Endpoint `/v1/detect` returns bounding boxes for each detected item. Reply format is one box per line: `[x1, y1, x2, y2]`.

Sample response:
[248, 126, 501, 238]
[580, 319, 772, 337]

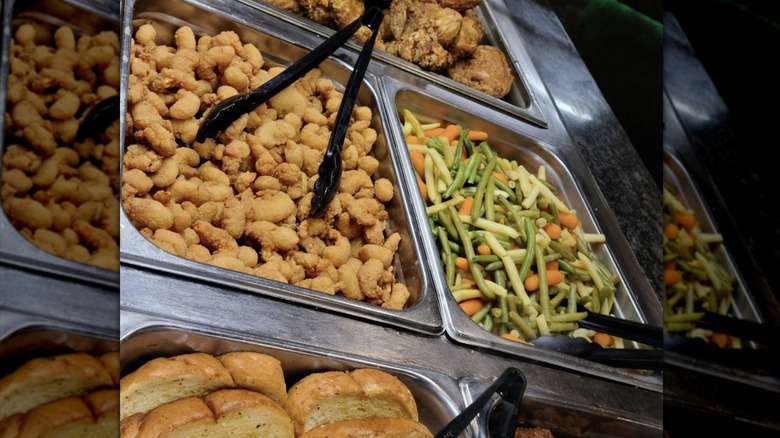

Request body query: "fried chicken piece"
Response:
[436, 0, 480, 12]
[449, 10, 482, 59]
[386, 0, 458, 71]
[515, 426, 554, 438]
[265, 0, 302, 13]
[299, 0, 335, 26]
[447, 45, 513, 98]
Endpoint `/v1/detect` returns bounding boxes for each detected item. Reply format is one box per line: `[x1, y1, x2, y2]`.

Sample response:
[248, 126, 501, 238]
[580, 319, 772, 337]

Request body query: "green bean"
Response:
[567, 283, 577, 313]
[549, 322, 577, 332]
[485, 175, 496, 222]
[466, 152, 484, 184]
[425, 136, 444, 154]
[536, 243, 550, 317]
[495, 269, 507, 289]
[453, 289, 484, 302]
[497, 195, 524, 232]
[443, 161, 468, 198]
[549, 289, 568, 309]
[548, 241, 577, 262]
[438, 210, 458, 240]
[403, 109, 426, 140]
[666, 311, 704, 322]
[506, 293, 519, 316]
[472, 255, 501, 264]
[517, 218, 536, 281]
[549, 200, 559, 225]
[482, 314, 494, 331]
[470, 156, 497, 223]
[478, 141, 496, 162]
[449, 205, 494, 299]
[509, 311, 537, 340]
[484, 261, 505, 271]
[471, 302, 493, 323]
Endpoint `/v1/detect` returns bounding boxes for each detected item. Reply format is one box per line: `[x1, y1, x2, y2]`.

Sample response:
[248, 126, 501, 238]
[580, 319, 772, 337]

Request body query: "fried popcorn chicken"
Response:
[121, 27, 412, 308]
[2, 23, 120, 270]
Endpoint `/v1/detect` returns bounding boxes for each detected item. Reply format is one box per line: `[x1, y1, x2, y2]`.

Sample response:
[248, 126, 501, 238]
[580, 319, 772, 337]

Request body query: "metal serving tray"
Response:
[0, 0, 120, 288]
[381, 81, 663, 388]
[120, 319, 471, 437]
[662, 148, 762, 325]
[236, 0, 548, 128]
[119, 0, 441, 334]
[460, 377, 662, 438]
[0, 315, 118, 380]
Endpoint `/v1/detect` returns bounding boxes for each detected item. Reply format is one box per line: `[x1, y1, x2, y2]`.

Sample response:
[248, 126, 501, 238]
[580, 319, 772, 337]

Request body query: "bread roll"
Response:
[299, 416, 434, 438]
[120, 351, 286, 420]
[98, 352, 121, 386]
[0, 389, 119, 438]
[120, 388, 294, 438]
[0, 352, 115, 419]
[284, 369, 419, 436]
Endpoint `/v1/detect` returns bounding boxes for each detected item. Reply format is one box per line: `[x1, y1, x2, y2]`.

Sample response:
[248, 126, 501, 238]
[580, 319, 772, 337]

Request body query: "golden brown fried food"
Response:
[123, 25, 410, 309]
[436, 0, 481, 12]
[2, 23, 120, 270]
[447, 45, 514, 98]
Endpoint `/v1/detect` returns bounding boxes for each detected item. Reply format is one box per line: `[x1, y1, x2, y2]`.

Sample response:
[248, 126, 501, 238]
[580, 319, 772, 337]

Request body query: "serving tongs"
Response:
[436, 367, 526, 438]
[75, 94, 120, 142]
[195, 0, 390, 217]
[531, 306, 663, 370]
[665, 312, 780, 373]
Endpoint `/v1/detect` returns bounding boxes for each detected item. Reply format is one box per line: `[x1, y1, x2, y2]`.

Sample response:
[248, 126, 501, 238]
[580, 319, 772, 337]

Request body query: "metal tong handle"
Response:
[576, 305, 663, 348]
[435, 367, 526, 438]
[195, 3, 385, 144]
[309, 5, 386, 216]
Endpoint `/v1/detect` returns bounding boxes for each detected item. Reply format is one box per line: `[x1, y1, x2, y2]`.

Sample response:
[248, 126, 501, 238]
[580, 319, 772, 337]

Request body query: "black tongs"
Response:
[196, 0, 390, 217]
[436, 367, 526, 438]
[75, 94, 120, 142]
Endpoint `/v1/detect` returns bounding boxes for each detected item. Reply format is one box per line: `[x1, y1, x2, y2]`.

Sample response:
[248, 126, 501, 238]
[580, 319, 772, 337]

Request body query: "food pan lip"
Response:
[0, 0, 120, 288]
[233, 0, 548, 129]
[119, 320, 468, 436]
[458, 376, 663, 438]
[0, 316, 119, 377]
[118, 0, 443, 335]
[662, 147, 762, 323]
[380, 82, 662, 391]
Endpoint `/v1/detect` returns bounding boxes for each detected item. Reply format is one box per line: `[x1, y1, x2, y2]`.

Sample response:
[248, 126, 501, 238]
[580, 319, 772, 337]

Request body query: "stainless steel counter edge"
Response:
[121, 265, 663, 417]
[0, 263, 119, 338]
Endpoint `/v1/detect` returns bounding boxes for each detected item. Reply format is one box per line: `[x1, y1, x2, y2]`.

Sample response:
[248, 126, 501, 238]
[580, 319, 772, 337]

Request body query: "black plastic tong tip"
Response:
[435, 367, 526, 438]
[75, 95, 120, 143]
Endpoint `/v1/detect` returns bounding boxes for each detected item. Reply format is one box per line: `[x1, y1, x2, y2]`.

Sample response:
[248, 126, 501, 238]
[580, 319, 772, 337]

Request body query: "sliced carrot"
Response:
[450, 140, 459, 146]
[501, 333, 530, 344]
[416, 176, 429, 204]
[710, 332, 731, 348]
[424, 127, 445, 138]
[546, 270, 564, 286]
[593, 332, 614, 347]
[409, 149, 425, 176]
[558, 211, 579, 229]
[498, 218, 505, 225]
[492, 172, 508, 185]
[455, 257, 470, 271]
[459, 298, 484, 317]
[467, 130, 488, 141]
[405, 135, 421, 144]
[458, 196, 474, 215]
[543, 223, 562, 240]
[675, 211, 698, 230]
[524, 274, 539, 291]
[443, 124, 461, 142]
[477, 244, 491, 255]
[663, 222, 679, 240]
[546, 261, 559, 271]
[664, 269, 681, 286]
[524, 270, 563, 291]
[664, 260, 676, 271]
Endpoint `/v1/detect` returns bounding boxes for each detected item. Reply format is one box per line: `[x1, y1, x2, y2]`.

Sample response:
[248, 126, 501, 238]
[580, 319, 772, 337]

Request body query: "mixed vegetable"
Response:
[401, 109, 624, 348]
[663, 183, 740, 348]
